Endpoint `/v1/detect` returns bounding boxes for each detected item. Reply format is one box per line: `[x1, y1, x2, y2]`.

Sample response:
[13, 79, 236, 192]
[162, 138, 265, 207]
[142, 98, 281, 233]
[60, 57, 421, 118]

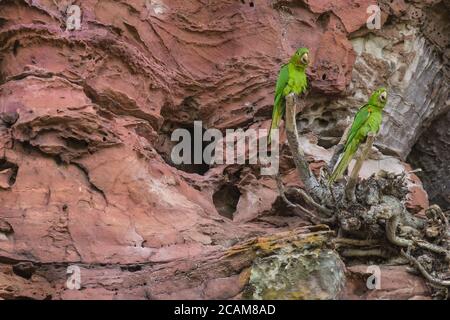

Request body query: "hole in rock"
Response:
[65, 137, 89, 150]
[213, 184, 241, 220]
[120, 265, 142, 273]
[157, 123, 211, 175]
[322, 111, 332, 119]
[0, 111, 19, 127]
[310, 103, 321, 112]
[317, 12, 330, 29]
[240, 0, 254, 6]
[317, 136, 340, 149]
[12, 40, 20, 56]
[0, 158, 19, 187]
[297, 118, 309, 132]
[0, 18, 7, 29]
[0, 218, 14, 235]
[13, 262, 36, 280]
[407, 111, 450, 210]
[314, 118, 329, 128]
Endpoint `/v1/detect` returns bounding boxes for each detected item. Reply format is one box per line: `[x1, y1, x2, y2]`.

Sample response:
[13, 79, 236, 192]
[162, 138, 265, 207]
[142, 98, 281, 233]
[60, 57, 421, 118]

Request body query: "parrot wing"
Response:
[328, 104, 371, 184]
[275, 64, 289, 97]
[344, 104, 371, 150]
[268, 64, 289, 142]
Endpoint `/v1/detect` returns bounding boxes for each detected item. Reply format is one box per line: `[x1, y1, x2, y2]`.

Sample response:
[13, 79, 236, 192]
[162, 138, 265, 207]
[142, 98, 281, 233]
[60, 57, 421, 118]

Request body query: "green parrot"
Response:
[328, 87, 388, 184]
[268, 47, 310, 143]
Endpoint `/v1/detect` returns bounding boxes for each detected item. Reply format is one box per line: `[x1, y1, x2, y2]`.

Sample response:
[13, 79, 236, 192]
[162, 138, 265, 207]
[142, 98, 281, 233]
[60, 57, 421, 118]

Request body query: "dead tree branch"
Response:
[284, 94, 331, 202]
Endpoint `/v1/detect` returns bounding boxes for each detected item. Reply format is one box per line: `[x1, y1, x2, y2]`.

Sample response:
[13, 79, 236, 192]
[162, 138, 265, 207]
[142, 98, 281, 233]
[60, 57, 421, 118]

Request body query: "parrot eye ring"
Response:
[380, 92, 387, 101]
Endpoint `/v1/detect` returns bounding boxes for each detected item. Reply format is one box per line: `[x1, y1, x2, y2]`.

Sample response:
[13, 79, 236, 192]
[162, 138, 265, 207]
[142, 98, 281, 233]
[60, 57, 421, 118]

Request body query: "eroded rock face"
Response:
[408, 111, 450, 210]
[0, 0, 446, 299]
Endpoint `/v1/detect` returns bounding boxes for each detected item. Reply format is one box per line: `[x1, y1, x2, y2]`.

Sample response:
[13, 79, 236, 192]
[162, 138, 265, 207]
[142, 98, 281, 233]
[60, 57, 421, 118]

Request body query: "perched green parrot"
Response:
[268, 47, 310, 143]
[328, 87, 388, 184]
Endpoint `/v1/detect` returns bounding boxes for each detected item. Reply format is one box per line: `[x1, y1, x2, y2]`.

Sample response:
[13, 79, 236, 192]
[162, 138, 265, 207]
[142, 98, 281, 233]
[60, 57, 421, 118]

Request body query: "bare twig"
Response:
[345, 133, 375, 202]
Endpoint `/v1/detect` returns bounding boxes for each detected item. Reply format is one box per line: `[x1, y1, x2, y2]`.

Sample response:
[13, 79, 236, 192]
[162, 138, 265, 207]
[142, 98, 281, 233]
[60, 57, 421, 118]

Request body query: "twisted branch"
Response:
[284, 93, 332, 202]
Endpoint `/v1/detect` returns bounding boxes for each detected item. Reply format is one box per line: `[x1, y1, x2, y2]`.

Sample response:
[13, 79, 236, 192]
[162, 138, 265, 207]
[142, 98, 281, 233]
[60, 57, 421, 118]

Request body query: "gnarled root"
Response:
[275, 173, 336, 224]
[401, 250, 450, 287]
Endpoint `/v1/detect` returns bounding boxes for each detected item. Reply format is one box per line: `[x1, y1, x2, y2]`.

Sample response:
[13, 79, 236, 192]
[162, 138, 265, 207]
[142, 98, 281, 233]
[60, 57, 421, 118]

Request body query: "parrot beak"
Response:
[301, 53, 310, 65]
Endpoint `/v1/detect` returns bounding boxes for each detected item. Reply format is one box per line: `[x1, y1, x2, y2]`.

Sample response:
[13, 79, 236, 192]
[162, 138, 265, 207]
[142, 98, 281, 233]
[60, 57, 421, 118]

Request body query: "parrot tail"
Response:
[328, 139, 359, 185]
[268, 113, 281, 144]
[268, 96, 283, 144]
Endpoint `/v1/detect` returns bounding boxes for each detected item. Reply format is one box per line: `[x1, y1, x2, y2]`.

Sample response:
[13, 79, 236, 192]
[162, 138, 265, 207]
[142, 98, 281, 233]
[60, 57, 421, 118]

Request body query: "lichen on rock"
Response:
[245, 245, 345, 300]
